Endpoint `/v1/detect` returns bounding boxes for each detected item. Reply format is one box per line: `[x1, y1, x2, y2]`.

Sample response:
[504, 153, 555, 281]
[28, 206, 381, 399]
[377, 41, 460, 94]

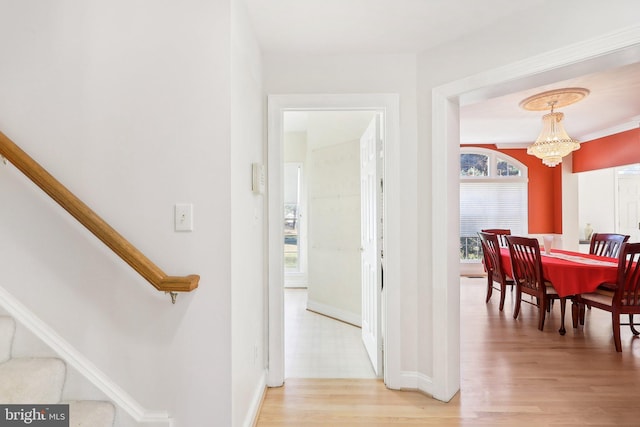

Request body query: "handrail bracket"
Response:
[167, 291, 178, 304]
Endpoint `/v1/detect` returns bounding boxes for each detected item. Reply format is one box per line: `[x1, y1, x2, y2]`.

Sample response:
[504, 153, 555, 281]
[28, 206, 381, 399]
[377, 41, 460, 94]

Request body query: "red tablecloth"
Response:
[500, 248, 619, 297]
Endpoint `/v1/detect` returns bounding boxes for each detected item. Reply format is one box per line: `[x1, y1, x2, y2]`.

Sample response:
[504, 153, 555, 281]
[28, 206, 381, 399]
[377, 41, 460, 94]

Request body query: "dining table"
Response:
[499, 247, 619, 334]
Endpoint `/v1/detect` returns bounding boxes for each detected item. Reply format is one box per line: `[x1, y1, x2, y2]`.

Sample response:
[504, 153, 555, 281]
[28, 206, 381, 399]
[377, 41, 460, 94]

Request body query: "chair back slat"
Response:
[590, 233, 630, 258]
[481, 228, 511, 247]
[618, 243, 640, 307]
[506, 235, 565, 332]
[505, 236, 545, 294]
[478, 232, 507, 283]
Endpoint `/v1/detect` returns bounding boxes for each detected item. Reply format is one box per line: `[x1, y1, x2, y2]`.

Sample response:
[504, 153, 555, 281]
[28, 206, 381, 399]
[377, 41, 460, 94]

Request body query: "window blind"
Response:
[460, 181, 528, 238]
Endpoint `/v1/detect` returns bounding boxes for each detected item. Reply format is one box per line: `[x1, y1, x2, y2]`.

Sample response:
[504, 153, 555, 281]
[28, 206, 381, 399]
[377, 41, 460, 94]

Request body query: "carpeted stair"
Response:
[0, 315, 115, 426]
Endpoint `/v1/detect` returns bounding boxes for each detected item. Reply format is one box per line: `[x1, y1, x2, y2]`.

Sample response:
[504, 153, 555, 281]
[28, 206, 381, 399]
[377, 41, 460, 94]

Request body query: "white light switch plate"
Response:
[175, 203, 193, 231]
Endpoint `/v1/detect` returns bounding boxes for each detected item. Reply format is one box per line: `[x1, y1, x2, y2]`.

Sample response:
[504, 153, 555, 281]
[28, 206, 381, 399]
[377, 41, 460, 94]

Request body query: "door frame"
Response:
[267, 94, 401, 388]
[431, 26, 640, 401]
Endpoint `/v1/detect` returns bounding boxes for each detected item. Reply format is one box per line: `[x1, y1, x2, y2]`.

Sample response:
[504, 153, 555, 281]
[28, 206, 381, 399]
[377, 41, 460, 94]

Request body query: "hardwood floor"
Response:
[256, 277, 640, 426]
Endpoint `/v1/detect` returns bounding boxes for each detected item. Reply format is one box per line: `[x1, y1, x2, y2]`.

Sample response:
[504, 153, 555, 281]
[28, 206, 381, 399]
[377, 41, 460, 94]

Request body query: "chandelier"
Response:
[520, 88, 589, 167]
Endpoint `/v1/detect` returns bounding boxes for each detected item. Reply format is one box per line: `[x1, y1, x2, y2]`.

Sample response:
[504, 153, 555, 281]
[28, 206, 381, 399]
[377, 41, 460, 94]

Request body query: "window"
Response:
[460, 148, 528, 261]
[284, 163, 303, 272]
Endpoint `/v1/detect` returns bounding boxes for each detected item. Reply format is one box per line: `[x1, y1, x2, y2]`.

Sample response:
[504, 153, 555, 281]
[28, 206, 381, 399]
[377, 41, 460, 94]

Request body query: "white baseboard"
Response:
[400, 371, 434, 397]
[244, 370, 267, 427]
[0, 285, 173, 426]
[460, 262, 485, 277]
[306, 298, 361, 327]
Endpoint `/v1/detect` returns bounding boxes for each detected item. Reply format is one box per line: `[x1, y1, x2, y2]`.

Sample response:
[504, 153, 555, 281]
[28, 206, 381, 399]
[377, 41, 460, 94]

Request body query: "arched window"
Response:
[460, 148, 528, 262]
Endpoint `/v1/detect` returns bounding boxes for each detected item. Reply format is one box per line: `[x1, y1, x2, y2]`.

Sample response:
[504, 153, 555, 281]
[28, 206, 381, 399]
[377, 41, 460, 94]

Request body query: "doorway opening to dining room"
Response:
[431, 33, 640, 401]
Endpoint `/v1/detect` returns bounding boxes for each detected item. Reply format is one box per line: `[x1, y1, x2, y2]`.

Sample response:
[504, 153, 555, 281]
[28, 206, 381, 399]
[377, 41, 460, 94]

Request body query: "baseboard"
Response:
[460, 262, 485, 277]
[246, 370, 267, 427]
[400, 371, 434, 397]
[0, 285, 174, 426]
[306, 298, 361, 327]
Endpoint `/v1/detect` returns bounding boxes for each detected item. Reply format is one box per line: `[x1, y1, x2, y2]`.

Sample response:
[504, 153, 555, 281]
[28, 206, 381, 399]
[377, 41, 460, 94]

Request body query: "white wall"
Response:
[284, 132, 308, 163]
[307, 139, 361, 324]
[231, 0, 266, 425]
[305, 111, 375, 323]
[562, 157, 580, 252]
[578, 168, 617, 240]
[0, 0, 245, 425]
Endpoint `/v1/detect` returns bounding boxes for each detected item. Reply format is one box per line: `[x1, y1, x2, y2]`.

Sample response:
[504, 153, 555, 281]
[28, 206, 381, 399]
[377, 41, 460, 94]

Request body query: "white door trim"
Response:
[431, 25, 640, 402]
[267, 93, 401, 389]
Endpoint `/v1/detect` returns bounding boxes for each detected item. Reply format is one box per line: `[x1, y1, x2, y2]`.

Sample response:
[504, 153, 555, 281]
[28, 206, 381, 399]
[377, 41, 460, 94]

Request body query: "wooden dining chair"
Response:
[589, 233, 630, 258]
[505, 235, 567, 334]
[574, 242, 640, 352]
[481, 228, 511, 247]
[478, 231, 514, 311]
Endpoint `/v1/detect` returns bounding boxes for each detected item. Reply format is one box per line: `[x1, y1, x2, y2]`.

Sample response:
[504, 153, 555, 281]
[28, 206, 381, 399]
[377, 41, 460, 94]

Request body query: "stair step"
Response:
[0, 316, 15, 363]
[67, 400, 115, 427]
[0, 315, 116, 426]
[0, 357, 66, 403]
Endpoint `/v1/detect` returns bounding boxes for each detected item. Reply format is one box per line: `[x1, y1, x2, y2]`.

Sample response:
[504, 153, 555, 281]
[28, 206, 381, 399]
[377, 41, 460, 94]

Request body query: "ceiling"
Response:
[245, 0, 549, 55]
[460, 62, 640, 147]
[246, 0, 640, 146]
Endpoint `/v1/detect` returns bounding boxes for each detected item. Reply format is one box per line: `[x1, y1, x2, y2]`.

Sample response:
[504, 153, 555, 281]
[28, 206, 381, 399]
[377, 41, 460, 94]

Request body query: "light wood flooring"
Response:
[256, 277, 640, 426]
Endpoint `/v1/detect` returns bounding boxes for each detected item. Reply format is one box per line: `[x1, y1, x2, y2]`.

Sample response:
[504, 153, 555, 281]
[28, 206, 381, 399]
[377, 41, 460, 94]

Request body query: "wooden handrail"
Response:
[0, 130, 199, 298]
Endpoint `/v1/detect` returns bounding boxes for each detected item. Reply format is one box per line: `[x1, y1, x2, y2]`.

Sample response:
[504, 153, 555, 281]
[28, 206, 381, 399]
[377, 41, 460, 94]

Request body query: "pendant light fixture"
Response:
[520, 88, 589, 167]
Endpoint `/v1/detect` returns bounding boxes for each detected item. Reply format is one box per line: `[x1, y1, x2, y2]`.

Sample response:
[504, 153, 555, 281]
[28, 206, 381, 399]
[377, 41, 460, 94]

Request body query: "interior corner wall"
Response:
[231, 0, 266, 425]
[560, 157, 578, 249]
[552, 166, 565, 234]
[0, 1, 234, 426]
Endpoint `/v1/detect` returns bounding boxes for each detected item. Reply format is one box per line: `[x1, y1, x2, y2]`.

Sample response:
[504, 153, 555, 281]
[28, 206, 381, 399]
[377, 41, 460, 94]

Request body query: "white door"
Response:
[618, 173, 640, 242]
[360, 114, 383, 377]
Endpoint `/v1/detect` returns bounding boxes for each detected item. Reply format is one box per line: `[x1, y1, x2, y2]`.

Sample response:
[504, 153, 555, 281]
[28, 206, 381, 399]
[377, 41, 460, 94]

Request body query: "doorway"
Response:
[432, 33, 640, 401]
[267, 94, 401, 389]
[282, 109, 379, 378]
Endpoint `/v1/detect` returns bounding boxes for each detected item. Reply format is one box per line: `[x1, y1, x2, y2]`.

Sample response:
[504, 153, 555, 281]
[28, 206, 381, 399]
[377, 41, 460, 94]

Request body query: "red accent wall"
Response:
[465, 145, 560, 234]
[466, 129, 639, 235]
[573, 128, 640, 172]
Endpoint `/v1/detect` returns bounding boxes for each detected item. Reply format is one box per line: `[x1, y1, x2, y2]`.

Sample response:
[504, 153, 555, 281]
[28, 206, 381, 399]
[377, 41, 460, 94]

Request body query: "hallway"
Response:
[284, 288, 375, 379]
